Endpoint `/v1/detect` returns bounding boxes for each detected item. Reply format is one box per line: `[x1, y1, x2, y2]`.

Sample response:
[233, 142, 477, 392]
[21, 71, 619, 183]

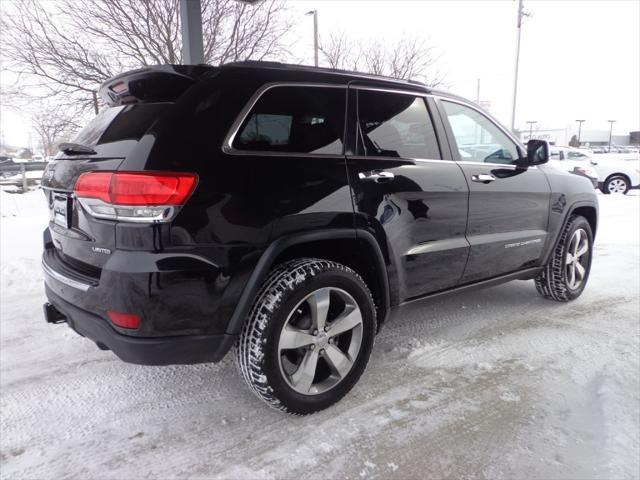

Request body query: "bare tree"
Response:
[319, 30, 358, 71]
[1, 0, 292, 112]
[319, 33, 446, 87]
[32, 105, 83, 157]
[361, 37, 446, 87]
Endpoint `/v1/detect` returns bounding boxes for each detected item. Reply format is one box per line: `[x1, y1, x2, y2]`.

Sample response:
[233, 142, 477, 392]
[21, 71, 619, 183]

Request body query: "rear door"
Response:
[346, 86, 469, 301]
[436, 98, 551, 282]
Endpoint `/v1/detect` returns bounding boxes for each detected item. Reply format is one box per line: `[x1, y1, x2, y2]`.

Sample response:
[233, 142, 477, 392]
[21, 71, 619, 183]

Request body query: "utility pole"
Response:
[180, 0, 204, 64]
[526, 120, 537, 140]
[306, 10, 319, 67]
[92, 91, 99, 115]
[607, 120, 616, 152]
[575, 119, 585, 145]
[476, 78, 481, 103]
[510, 0, 527, 132]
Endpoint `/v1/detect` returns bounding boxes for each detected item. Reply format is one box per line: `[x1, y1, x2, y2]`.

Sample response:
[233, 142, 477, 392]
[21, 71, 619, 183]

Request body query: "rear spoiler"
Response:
[99, 65, 216, 106]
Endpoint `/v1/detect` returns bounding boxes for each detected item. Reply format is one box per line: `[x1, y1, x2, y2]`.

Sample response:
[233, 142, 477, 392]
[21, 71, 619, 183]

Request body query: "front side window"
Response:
[357, 90, 441, 159]
[441, 101, 519, 165]
[232, 86, 345, 155]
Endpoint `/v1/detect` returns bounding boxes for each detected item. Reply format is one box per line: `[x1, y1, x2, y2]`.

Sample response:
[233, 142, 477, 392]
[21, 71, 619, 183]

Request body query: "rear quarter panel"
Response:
[116, 69, 354, 335]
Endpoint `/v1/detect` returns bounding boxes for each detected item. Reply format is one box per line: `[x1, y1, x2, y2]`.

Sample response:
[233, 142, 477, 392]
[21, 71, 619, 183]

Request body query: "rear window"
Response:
[72, 104, 169, 147]
[232, 86, 346, 155]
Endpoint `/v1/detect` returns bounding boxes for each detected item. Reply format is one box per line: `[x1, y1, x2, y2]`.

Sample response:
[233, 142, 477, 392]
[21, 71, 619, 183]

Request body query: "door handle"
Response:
[471, 173, 496, 183]
[358, 170, 395, 183]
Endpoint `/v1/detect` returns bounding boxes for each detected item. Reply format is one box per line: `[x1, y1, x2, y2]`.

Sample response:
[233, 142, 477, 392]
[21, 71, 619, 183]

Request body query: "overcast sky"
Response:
[287, 0, 640, 134]
[1, 0, 638, 148]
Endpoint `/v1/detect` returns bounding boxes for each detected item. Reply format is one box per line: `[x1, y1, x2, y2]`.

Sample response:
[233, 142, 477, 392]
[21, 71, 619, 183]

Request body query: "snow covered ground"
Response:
[1, 189, 639, 479]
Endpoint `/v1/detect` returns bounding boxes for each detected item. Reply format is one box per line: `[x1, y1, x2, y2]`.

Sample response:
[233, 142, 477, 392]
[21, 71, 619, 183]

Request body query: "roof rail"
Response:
[220, 60, 429, 89]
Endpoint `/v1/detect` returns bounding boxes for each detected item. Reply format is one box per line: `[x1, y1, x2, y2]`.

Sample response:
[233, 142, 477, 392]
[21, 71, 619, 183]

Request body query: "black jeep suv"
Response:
[42, 62, 598, 414]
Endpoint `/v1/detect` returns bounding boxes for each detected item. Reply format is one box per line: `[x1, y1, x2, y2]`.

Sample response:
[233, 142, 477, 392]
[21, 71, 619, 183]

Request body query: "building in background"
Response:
[520, 126, 638, 147]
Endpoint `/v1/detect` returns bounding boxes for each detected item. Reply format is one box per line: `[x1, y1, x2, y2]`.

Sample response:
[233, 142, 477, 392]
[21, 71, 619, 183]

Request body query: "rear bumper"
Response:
[44, 286, 236, 365]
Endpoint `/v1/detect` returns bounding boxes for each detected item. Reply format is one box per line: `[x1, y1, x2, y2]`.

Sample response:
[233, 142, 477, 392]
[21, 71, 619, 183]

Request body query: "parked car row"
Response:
[590, 145, 640, 155]
[548, 145, 640, 195]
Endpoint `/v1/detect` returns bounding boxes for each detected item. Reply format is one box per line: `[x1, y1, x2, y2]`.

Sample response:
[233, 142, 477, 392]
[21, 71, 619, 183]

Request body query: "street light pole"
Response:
[607, 120, 616, 152]
[526, 120, 537, 140]
[510, 0, 526, 132]
[306, 10, 319, 67]
[180, 0, 204, 64]
[575, 119, 585, 145]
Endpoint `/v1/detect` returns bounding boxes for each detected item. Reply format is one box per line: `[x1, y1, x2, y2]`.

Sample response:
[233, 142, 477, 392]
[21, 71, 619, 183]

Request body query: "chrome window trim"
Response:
[222, 81, 526, 168]
[347, 155, 455, 165]
[42, 259, 92, 292]
[351, 85, 429, 98]
[222, 82, 348, 157]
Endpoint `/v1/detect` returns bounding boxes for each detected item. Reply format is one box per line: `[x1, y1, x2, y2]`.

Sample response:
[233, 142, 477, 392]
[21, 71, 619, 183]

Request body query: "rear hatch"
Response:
[42, 65, 215, 275]
[41, 103, 170, 271]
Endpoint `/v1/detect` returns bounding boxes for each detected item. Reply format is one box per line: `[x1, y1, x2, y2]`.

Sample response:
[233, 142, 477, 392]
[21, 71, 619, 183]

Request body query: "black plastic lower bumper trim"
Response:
[44, 286, 236, 366]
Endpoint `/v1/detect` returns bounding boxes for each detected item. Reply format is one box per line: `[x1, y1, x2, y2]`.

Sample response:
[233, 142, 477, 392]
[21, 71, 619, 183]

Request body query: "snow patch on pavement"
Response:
[0, 191, 638, 479]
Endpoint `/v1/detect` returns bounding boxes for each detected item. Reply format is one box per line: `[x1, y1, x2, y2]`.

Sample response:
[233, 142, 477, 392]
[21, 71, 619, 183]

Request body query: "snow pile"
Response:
[0, 189, 47, 218]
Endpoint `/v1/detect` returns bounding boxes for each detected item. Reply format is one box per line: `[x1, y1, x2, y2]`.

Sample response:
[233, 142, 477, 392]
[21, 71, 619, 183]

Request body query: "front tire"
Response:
[601, 175, 630, 194]
[535, 215, 593, 301]
[236, 258, 376, 414]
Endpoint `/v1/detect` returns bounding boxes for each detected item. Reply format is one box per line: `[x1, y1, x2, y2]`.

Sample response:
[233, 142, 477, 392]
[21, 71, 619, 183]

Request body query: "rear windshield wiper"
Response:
[58, 142, 97, 156]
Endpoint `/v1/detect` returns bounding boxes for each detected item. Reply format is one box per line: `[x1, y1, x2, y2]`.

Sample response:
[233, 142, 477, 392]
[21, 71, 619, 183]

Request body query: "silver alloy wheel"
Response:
[277, 287, 363, 395]
[607, 178, 627, 193]
[565, 228, 589, 289]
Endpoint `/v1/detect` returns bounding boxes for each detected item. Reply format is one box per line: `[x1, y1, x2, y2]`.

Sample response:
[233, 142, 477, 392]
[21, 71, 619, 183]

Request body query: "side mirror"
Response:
[525, 139, 549, 166]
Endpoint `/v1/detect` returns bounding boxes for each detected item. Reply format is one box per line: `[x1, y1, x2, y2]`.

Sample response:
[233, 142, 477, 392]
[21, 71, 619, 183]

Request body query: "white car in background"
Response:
[550, 146, 640, 194]
[548, 146, 599, 188]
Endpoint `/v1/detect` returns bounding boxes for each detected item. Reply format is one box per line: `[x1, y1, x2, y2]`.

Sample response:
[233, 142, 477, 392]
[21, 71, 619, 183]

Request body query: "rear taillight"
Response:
[74, 171, 197, 223]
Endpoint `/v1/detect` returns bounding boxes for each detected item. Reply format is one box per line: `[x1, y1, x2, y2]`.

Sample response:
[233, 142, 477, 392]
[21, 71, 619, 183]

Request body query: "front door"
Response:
[346, 87, 470, 301]
[437, 99, 551, 283]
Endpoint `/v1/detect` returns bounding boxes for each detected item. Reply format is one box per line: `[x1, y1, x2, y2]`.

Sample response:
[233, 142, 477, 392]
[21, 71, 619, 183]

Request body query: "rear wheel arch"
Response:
[225, 229, 391, 336]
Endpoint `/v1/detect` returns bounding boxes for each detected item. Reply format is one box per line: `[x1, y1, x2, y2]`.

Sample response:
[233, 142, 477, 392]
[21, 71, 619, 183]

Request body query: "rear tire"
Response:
[535, 215, 593, 301]
[601, 175, 630, 194]
[236, 258, 376, 415]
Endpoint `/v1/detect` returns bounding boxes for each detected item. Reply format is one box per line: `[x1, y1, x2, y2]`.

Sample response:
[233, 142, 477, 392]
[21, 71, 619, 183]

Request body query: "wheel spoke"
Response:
[327, 307, 362, 338]
[576, 240, 589, 257]
[566, 253, 574, 264]
[290, 348, 319, 393]
[572, 230, 581, 255]
[575, 262, 586, 280]
[568, 264, 576, 288]
[279, 325, 315, 350]
[323, 344, 353, 378]
[308, 288, 331, 332]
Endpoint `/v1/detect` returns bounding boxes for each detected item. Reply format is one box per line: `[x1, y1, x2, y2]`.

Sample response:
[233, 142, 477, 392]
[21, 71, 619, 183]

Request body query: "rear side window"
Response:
[357, 90, 441, 159]
[72, 104, 169, 147]
[232, 86, 346, 155]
